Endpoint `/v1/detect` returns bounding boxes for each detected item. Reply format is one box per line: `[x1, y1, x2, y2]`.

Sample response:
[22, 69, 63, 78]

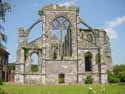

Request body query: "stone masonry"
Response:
[15, 4, 112, 84]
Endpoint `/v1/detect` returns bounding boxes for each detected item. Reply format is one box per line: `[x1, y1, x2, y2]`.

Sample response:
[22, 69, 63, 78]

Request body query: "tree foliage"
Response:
[31, 64, 38, 72]
[38, 9, 44, 16]
[108, 71, 120, 83]
[108, 64, 125, 83]
[119, 71, 125, 82]
[8, 63, 15, 70]
[113, 65, 125, 75]
[0, 0, 11, 47]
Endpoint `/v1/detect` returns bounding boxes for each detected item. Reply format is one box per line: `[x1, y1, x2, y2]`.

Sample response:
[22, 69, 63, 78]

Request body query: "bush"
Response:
[108, 76, 120, 83]
[0, 79, 3, 85]
[119, 71, 125, 82]
[31, 64, 38, 72]
[108, 65, 125, 83]
[108, 71, 120, 83]
[113, 65, 125, 76]
[85, 75, 93, 84]
[59, 77, 64, 83]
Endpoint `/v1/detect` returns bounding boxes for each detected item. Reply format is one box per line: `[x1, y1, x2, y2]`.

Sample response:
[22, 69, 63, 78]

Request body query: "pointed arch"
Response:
[50, 16, 72, 59]
[85, 52, 92, 71]
[31, 52, 39, 72]
[24, 19, 43, 43]
[79, 18, 96, 44]
[51, 16, 71, 30]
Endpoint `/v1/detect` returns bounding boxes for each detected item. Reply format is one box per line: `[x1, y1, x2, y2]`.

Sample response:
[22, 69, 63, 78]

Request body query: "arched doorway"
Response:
[85, 52, 92, 72]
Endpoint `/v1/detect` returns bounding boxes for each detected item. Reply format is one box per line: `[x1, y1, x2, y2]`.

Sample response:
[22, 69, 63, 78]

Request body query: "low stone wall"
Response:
[24, 74, 41, 84]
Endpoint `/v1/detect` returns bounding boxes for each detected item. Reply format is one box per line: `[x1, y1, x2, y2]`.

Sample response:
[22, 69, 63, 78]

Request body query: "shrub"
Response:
[108, 71, 120, 83]
[0, 79, 3, 85]
[59, 77, 64, 83]
[85, 75, 93, 84]
[108, 76, 120, 83]
[113, 65, 125, 76]
[119, 71, 125, 82]
[31, 64, 38, 72]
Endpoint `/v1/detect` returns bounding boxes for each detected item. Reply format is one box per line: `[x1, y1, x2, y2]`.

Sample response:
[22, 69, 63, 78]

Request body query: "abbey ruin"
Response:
[15, 4, 112, 84]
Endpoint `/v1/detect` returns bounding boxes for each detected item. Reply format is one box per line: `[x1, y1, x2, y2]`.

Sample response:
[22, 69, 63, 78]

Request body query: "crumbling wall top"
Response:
[42, 4, 79, 12]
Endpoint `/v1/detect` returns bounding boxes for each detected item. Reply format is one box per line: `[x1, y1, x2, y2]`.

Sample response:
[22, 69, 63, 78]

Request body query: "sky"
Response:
[3, 0, 125, 65]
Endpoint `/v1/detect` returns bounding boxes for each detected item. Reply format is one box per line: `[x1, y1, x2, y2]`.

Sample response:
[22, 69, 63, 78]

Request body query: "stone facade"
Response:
[15, 4, 112, 84]
[0, 47, 10, 82]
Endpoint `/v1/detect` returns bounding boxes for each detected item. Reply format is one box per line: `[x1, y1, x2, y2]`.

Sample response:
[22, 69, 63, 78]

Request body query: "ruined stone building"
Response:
[15, 4, 112, 84]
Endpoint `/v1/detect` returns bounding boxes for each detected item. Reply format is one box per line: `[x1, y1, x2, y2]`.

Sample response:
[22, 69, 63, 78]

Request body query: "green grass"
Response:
[0, 84, 125, 94]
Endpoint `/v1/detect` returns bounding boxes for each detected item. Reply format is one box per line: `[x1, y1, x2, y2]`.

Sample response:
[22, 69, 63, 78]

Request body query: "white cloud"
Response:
[59, 0, 78, 7]
[104, 28, 118, 39]
[104, 16, 125, 39]
[105, 16, 125, 28]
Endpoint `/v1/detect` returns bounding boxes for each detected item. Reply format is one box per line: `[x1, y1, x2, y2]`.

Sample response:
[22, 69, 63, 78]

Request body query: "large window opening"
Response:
[58, 73, 65, 83]
[28, 22, 43, 43]
[85, 52, 92, 72]
[50, 16, 72, 59]
[31, 53, 39, 72]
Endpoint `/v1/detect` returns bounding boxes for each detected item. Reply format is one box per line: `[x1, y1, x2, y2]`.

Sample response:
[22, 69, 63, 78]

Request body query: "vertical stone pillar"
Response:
[100, 48, 107, 84]
[41, 15, 46, 84]
[15, 27, 27, 84]
[38, 51, 42, 72]
[92, 52, 99, 83]
[75, 13, 80, 83]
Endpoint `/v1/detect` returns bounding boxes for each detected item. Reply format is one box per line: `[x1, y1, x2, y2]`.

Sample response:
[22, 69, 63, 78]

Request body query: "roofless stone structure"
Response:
[15, 4, 112, 84]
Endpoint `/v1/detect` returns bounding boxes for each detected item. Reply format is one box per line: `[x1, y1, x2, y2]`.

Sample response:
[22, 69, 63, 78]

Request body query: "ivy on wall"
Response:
[96, 53, 100, 64]
[23, 48, 30, 61]
[38, 9, 44, 16]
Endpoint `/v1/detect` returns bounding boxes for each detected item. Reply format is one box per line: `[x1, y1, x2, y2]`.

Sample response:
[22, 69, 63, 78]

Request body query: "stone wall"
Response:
[45, 60, 77, 84]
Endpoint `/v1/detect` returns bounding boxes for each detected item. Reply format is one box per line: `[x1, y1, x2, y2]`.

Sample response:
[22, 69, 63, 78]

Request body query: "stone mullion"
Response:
[38, 51, 41, 72]
[68, 29, 70, 56]
[66, 34, 68, 56]
[64, 35, 66, 56]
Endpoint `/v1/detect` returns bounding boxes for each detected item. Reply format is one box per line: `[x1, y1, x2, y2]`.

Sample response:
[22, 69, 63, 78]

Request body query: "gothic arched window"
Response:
[31, 52, 39, 72]
[51, 16, 72, 58]
[85, 52, 92, 71]
[51, 16, 71, 30]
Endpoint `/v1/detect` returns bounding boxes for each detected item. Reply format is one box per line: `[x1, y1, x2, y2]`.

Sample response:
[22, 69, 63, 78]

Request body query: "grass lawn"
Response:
[0, 84, 125, 94]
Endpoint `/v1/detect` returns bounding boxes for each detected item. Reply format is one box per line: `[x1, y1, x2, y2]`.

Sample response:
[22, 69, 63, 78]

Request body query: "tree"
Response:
[0, 0, 11, 47]
[113, 65, 125, 76]
[107, 70, 120, 83]
[119, 71, 125, 82]
[8, 62, 15, 70]
[108, 65, 125, 83]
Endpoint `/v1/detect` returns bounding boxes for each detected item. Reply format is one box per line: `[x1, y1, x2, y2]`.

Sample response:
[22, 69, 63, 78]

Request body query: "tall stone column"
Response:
[100, 48, 107, 84]
[15, 27, 28, 84]
[41, 15, 46, 84]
